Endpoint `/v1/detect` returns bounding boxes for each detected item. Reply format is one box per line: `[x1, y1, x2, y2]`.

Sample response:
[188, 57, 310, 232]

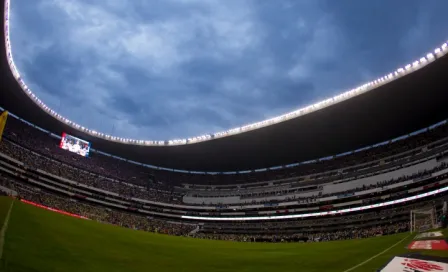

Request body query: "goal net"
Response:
[410, 207, 436, 233]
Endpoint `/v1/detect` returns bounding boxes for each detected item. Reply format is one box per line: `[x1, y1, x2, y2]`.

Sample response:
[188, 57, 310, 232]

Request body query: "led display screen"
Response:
[59, 132, 91, 157]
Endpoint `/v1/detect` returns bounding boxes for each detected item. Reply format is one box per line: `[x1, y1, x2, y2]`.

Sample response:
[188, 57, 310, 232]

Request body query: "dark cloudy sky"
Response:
[8, 0, 448, 141]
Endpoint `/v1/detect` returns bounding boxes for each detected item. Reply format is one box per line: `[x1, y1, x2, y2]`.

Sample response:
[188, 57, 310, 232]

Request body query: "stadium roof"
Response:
[1, 2, 448, 172]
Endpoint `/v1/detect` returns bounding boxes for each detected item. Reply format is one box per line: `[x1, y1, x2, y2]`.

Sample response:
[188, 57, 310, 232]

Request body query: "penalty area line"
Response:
[0, 199, 14, 260]
[342, 234, 411, 272]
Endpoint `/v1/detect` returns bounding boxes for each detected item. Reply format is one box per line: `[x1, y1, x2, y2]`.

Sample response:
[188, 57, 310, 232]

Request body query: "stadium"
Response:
[1, 0, 448, 271]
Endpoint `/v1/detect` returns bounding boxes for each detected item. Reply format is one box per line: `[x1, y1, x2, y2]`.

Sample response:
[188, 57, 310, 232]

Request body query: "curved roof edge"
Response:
[4, 0, 448, 147]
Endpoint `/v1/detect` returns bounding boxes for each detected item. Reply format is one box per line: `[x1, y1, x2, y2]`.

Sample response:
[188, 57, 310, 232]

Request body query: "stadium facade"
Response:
[0, 0, 448, 245]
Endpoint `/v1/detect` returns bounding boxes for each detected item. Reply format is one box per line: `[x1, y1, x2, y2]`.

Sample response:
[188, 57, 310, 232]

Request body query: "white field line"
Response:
[0, 199, 14, 260]
[342, 234, 411, 272]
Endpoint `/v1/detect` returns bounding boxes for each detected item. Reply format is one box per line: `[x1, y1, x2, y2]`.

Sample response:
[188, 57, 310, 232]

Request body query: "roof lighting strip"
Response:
[4, 0, 448, 146]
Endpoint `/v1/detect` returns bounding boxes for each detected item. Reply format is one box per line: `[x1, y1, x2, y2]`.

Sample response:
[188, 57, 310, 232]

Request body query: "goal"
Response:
[410, 207, 436, 233]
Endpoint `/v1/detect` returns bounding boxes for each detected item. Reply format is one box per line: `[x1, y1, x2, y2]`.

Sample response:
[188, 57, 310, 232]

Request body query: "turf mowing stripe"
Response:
[0, 199, 14, 260]
[341, 234, 411, 272]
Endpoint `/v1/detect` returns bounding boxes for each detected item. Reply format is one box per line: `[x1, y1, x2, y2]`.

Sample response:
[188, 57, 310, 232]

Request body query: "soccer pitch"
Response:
[0, 197, 444, 272]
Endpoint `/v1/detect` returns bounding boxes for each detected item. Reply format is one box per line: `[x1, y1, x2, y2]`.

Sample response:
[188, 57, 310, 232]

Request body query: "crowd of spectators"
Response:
[193, 222, 409, 243]
[309, 223, 409, 241]
[0, 137, 447, 208]
[3, 116, 448, 187]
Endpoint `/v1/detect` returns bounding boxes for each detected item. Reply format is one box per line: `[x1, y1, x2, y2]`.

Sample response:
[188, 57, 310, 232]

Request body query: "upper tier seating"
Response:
[4, 116, 448, 187]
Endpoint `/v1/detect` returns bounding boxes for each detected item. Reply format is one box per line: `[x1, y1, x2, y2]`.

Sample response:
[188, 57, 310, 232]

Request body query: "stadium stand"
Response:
[0, 115, 447, 243]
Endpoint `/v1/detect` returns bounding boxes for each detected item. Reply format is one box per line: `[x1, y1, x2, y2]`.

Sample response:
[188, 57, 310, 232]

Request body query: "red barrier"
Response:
[20, 199, 89, 220]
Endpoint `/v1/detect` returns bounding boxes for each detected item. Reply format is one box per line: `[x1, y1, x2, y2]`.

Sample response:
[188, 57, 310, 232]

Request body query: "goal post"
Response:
[410, 207, 436, 233]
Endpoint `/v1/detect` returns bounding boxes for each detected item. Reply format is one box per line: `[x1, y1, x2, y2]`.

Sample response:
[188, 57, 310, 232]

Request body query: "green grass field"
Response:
[0, 197, 447, 272]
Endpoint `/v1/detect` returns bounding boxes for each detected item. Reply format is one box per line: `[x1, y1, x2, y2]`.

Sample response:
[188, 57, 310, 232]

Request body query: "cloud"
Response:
[8, 0, 448, 140]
